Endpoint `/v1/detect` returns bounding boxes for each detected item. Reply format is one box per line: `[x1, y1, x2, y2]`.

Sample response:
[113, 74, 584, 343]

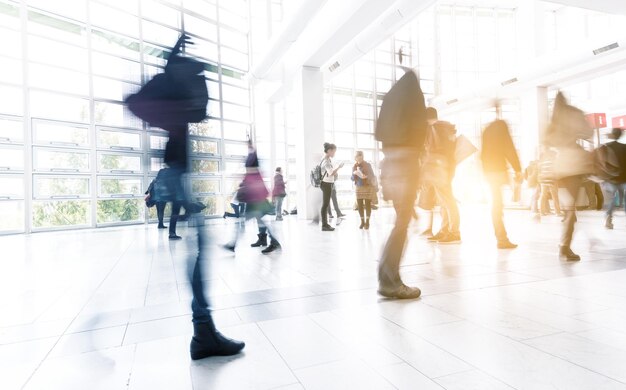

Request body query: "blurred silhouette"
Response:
[524, 158, 541, 221]
[351, 151, 377, 230]
[125, 34, 244, 360]
[600, 127, 626, 229]
[145, 168, 169, 229]
[376, 69, 426, 299]
[224, 142, 282, 254]
[272, 167, 286, 221]
[422, 107, 461, 244]
[481, 119, 522, 249]
[542, 92, 594, 261]
[417, 184, 437, 236]
[319, 143, 345, 231]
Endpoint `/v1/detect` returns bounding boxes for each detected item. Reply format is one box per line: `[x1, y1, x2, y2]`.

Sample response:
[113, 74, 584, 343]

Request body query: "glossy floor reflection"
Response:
[3, 207, 626, 389]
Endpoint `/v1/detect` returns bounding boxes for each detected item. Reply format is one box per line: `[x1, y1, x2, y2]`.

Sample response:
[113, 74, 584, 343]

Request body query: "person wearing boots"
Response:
[272, 167, 287, 221]
[320, 143, 345, 231]
[604, 127, 626, 229]
[224, 143, 281, 254]
[352, 151, 376, 230]
[125, 34, 244, 360]
[481, 119, 522, 249]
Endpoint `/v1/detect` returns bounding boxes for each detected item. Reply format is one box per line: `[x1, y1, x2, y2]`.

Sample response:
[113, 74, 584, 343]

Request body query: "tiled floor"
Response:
[3, 206, 626, 389]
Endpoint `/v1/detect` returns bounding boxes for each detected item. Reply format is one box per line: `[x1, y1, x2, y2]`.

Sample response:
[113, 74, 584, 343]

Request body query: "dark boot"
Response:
[364, 219, 370, 230]
[190, 320, 245, 360]
[559, 245, 581, 261]
[261, 240, 281, 254]
[251, 233, 268, 247]
[359, 218, 365, 229]
[605, 216, 614, 230]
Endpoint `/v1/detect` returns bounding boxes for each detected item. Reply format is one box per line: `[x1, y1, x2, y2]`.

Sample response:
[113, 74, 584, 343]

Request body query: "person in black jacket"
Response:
[604, 127, 626, 229]
[481, 120, 522, 249]
[125, 34, 244, 360]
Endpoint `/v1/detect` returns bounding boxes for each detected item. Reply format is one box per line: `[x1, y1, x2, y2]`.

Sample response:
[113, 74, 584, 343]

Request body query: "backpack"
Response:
[593, 144, 620, 181]
[310, 159, 327, 188]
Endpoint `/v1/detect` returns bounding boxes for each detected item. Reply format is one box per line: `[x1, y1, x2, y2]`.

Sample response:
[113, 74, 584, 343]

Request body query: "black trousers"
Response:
[357, 199, 372, 219]
[320, 182, 333, 227]
[156, 202, 166, 226]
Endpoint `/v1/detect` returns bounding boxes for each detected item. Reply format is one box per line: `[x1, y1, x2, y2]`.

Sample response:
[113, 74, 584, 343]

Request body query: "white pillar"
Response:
[519, 86, 548, 164]
[295, 66, 325, 220]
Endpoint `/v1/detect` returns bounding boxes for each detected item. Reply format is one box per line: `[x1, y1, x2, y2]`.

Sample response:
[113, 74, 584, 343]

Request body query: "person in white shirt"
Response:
[320, 143, 344, 231]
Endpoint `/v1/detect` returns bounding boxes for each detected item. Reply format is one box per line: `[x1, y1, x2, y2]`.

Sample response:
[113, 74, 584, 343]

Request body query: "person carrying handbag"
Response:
[352, 151, 377, 230]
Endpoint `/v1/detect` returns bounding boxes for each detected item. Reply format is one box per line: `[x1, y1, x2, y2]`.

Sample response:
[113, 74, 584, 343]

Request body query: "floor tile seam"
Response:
[431, 367, 519, 390]
[253, 322, 303, 385]
[21, 241, 135, 389]
[142, 252, 157, 307]
[517, 336, 626, 385]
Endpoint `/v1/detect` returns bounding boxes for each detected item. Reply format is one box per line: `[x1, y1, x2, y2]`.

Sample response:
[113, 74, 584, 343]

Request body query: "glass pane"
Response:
[0, 3, 21, 30]
[220, 47, 248, 70]
[224, 160, 245, 174]
[98, 129, 141, 150]
[91, 52, 142, 82]
[150, 157, 166, 172]
[220, 27, 247, 51]
[141, 0, 181, 27]
[184, 13, 217, 40]
[0, 200, 24, 232]
[98, 153, 142, 173]
[95, 101, 142, 128]
[97, 199, 144, 223]
[190, 139, 218, 154]
[28, 35, 88, 72]
[149, 135, 168, 150]
[194, 195, 220, 216]
[91, 29, 141, 60]
[27, 0, 87, 21]
[0, 118, 23, 143]
[33, 149, 89, 172]
[185, 37, 219, 61]
[191, 178, 219, 194]
[33, 122, 89, 147]
[0, 175, 24, 198]
[90, 2, 140, 38]
[221, 83, 249, 105]
[93, 77, 140, 102]
[191, 159, 219, 174]
[222, 121, 248, 141]
[148, 201, 171, 220]
[224, 142, 248, 156]
[30, 91, 90, 123]
[0, 147, 24, 171]
[183, 1, 217, 20]
[190, 119, 221, 138]
[357, 133, 375, 148]
[99, 177, 142, 196]
[0, 85, 23, 116]
[34, 176, 89, 198]
[0, 55, 23, 84]
[142, 19, 180, 44]
[32, 200, 90, 228]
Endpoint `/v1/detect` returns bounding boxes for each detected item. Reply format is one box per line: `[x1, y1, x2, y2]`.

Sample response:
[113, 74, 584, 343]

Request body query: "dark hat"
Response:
[610, 127, 623, 140]
[245, 150, 259, 167]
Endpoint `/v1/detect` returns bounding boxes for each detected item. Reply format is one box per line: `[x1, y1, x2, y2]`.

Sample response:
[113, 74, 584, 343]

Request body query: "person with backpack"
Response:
[145, 168, 169, 230]
[375, 69, 426, 299]
[319, 143, 344, 231]
[352, 151, 376, 229]
[603, 127, 626, 229]
[481, 119, 522, 249]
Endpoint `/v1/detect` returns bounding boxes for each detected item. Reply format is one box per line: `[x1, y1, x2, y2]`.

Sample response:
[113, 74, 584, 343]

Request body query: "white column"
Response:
[295, 66, 325, 220]
[519, 86, 549, 164]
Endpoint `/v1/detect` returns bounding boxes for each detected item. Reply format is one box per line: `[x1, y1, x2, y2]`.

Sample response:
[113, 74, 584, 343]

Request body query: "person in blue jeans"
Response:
[604, 127, 626, 229]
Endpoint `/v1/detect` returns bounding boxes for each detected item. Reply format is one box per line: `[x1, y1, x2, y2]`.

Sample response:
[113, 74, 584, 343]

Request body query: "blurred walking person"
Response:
[375, 69, 427, 299]
[352, 151, 376, 230]
[273, 167, 287, 221]
[224, 143, 282, 254]
[481, 119, 522, 249]
[423, 107, 461, 244]
[126, 34, 244, 359]
[543, 92, 594, 261]
[525, 159, 541, 221]
[602, 127, 626, 229]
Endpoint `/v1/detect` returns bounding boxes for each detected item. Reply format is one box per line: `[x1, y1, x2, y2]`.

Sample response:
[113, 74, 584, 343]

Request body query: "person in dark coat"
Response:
[272, 167, 287, 221]
[604, 127, 626, 229]
[125, 34, 244, 360]
[376, 69, 426, 299]
[481, 120, 522, 249]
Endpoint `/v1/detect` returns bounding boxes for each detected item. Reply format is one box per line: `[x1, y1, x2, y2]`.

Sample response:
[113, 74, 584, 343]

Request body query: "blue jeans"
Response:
[605, 182, 626, 217]
[275, 196, 285, 217]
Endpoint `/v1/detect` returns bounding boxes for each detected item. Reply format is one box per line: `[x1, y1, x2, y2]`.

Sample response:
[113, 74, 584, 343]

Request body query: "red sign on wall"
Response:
[612, 115, 626, 129]
[586, 113, 607, 128]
